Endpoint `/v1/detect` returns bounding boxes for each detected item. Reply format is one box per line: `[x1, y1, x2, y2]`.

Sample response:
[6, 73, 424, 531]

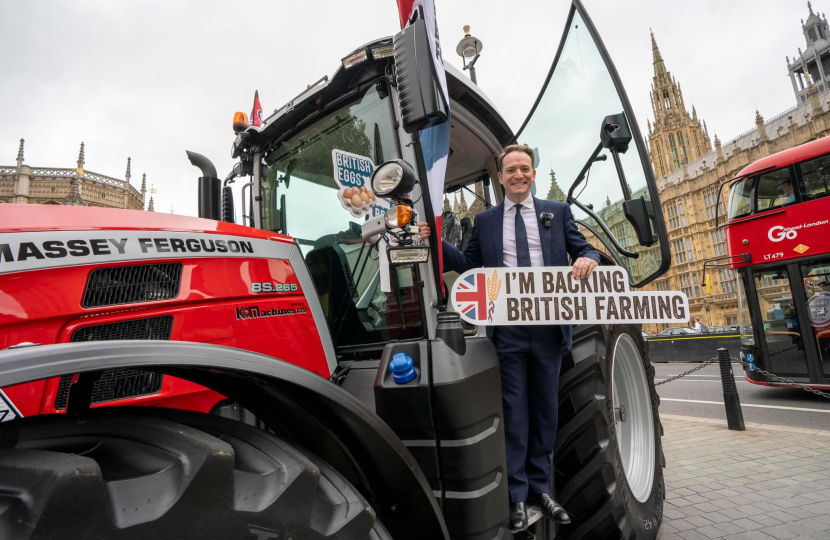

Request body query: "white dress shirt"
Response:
[503, 195, 545, 267]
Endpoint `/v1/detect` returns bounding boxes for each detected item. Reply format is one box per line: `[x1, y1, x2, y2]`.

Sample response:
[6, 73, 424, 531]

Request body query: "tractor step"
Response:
[510, 505, 542, 537]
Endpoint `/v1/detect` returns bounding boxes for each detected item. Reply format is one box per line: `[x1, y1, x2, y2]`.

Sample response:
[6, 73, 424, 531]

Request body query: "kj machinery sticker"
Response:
[451, 266, 690, 326]
[331, 149, 391, 218]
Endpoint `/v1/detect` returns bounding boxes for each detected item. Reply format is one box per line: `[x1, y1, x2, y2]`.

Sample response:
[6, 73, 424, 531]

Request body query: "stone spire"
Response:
[140, 173, 147, 209]
[646, 29, 711, 178]
[443, 194, 451, 212]
[714, 134, 724, 163]
[148, 194, 155, 212]
[459, 189, 468, 216]
[651, 29, 668, 82]
[16, 138, 24, 168]
[65, 142, 85, 206]
[755, 108, 768, 141]
[76, 142, 85, 170]
[809, 1, 814, 16]
[452, 194, 459, 214]
[123, 157, 132, 209]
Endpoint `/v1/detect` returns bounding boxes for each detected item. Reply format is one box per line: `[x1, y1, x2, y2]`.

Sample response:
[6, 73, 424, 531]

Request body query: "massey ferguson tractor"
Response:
[0, 2, 670, 539]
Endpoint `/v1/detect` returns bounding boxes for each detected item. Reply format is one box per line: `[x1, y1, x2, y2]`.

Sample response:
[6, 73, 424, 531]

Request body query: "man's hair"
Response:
[498, 144, 536, 171]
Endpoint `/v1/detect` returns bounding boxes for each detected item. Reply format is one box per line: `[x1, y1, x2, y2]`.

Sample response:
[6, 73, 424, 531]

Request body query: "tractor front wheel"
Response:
[0, 408, 391, 540]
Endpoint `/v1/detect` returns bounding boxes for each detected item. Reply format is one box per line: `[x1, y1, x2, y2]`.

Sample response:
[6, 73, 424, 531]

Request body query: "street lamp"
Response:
[456, 25, 483, 85]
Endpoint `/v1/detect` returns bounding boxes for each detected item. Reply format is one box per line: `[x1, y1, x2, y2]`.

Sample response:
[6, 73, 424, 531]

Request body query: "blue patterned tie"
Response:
[515, 204, 531, 267]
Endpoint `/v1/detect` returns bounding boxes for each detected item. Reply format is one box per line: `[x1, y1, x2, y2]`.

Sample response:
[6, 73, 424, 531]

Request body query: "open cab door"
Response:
[516, 0, 670, 287]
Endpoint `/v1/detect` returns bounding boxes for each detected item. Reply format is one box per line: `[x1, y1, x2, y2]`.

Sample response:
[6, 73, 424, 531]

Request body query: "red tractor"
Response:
[0, 2, 670, 538]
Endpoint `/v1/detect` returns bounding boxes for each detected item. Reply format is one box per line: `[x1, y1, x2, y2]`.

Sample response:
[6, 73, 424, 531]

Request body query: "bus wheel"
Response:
[554, 324, 665, 539]
[0, 409, 391, 540]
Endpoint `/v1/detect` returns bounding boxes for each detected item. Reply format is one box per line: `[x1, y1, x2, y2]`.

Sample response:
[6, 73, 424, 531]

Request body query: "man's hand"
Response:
[418, 222, 431, 239]
[572, 257, 598, 280]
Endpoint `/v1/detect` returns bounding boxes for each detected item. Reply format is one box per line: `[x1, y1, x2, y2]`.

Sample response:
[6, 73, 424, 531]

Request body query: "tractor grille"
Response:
[70, 316, 173, 342]
[56, 316, 172, 409]
[55, 369, 163, 409]
[82, 263, 182, 308]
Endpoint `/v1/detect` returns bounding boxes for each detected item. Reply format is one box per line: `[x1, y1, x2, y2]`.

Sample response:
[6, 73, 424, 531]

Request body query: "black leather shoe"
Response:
[532, 493, 570, 524]
[509, 501, 529, 531]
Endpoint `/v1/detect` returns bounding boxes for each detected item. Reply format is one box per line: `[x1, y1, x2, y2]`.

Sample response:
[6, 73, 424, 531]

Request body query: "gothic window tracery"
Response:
[663, 91, 672, 110]
[678, 132, 688, 162]
[669, 134, 680, 169]
[655, 142, 665, 176]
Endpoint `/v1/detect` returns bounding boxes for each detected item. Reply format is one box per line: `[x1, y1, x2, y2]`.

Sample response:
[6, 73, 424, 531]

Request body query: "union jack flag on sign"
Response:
[455, 273, 488, 321]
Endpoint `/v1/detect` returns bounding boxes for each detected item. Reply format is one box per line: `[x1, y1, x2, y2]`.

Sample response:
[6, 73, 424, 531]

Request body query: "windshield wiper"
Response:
[567, 142, 605, 201]
[461, 184, 492, 209]
[374, 123, 383, 165]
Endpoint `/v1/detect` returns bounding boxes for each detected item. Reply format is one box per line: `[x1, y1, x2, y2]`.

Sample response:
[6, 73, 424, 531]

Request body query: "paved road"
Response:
[653, 362, 830, 430]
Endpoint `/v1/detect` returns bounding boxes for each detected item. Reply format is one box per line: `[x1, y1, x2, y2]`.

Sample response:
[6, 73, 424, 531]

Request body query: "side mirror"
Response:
[622, 197, 656, 246]
[394, 17, 448, 133]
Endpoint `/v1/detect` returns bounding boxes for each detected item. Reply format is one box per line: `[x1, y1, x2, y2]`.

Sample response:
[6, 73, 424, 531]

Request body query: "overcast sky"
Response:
[0, 0, 815, 217]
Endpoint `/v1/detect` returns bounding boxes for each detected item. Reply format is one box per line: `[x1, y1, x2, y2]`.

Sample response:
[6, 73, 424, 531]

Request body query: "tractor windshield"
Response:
[262, 82, 426, 349]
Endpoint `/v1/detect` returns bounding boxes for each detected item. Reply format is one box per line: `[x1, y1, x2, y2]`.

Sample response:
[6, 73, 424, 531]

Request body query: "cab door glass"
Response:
[753, 268, 809, 377]
[515, 4, 667, 287]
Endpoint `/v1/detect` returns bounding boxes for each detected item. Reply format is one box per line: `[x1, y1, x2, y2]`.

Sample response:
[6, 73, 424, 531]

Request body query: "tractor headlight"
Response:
[371, 159, 417, 198]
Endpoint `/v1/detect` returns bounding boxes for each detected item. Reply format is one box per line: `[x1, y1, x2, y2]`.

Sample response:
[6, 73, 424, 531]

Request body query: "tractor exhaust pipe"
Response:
[186, 151, 221, 220]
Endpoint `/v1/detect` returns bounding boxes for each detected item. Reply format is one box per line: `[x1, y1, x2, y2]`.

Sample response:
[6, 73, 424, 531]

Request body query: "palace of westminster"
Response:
[5, 3, 830, 332]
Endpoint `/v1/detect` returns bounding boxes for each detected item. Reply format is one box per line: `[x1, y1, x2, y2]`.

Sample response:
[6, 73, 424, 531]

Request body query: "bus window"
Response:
[728, 177, 753, 220]
[799, 153, 830, 201]
[756, 168, 796, 212]
[753, 269, 810, 377]
[800, 261, 830, 375]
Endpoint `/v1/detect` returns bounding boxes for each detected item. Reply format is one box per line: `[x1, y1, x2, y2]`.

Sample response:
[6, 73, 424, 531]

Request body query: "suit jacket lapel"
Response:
[534, 196, 553, 266]
[494, 202, 504, 267]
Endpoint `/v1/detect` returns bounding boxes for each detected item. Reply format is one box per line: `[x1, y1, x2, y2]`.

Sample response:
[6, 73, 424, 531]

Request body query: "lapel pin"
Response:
[540, 212, 553, 228]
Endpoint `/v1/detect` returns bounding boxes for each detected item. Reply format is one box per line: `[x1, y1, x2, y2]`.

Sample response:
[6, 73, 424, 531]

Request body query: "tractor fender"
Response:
[0, 340, 450, 540]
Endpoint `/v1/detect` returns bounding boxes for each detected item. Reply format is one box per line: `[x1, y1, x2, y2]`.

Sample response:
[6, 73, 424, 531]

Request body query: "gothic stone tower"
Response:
[646, 31, 712, 178]
[787, 2, 830, 104]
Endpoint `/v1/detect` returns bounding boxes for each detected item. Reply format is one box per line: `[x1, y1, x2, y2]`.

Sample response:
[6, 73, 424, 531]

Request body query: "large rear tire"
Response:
[0, 409, 391, 540]
[553, 324, 664, 540]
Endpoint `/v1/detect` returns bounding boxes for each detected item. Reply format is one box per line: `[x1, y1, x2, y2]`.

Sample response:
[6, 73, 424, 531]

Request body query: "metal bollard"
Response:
[718, 347, 745, 431]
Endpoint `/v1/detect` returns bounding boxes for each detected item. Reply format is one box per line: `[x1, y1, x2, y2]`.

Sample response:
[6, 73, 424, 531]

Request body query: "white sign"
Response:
[451, 267, 690, 326]
[331, 149, 391, 219]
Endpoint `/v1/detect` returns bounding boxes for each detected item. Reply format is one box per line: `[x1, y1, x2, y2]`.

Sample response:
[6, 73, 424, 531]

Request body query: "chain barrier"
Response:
[655, 358, 719, 386]
[654, 355, 830, 399]
[738, 356, 830, 399]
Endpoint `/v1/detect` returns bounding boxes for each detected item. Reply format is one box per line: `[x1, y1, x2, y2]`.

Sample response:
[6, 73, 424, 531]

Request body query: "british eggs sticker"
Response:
[331, 149, 391, 218]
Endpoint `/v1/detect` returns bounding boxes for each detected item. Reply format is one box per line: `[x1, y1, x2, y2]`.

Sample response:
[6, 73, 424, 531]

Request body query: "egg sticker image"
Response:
[332, 149, 389, 218]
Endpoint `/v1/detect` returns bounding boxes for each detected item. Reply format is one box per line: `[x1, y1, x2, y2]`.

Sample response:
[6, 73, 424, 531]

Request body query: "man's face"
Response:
[782, 181, 793, 195]
[498, 151, 536, 203]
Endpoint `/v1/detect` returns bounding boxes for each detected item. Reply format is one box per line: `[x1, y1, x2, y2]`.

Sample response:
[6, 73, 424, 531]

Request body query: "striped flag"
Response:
[396, 0, 451, 283]
[250, 90, 263, 127]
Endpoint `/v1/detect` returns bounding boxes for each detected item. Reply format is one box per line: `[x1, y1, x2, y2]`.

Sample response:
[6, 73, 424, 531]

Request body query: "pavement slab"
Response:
[658, 415, 830, 540]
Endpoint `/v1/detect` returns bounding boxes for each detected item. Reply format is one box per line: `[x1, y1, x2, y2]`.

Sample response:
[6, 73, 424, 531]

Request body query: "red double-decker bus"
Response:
[723, 136, 830, 388]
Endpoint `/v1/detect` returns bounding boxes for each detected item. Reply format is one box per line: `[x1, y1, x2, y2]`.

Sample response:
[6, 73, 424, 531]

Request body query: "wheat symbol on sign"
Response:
[486, 270, 502, 322]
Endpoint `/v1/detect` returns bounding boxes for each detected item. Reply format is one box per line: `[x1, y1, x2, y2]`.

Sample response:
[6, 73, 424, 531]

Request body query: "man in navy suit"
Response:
[420, 145, 600, 531]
